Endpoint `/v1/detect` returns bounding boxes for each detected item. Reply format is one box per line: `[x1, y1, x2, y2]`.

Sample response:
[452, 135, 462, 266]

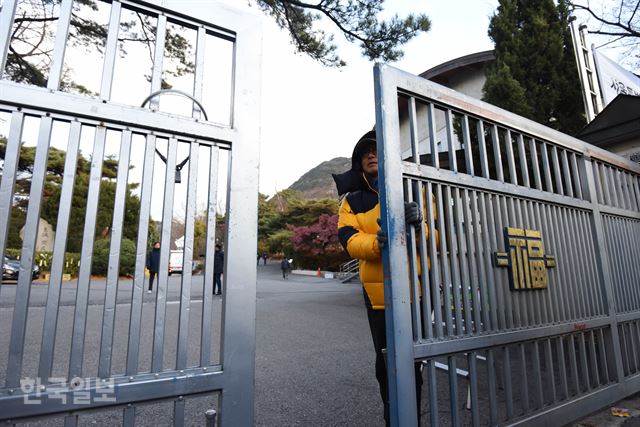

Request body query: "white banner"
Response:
[593, 49, 640, 105]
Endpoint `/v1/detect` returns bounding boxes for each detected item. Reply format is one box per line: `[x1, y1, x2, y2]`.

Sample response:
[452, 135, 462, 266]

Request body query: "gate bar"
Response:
[445, 109, 458, 172]
[436, 184, 454, 336]
[444, 186, 463, 336]
[479, 192, 498, 329]
[532, 341, 544, 407]
[405, 181, 422, 341]
[0, 112, 24, 300]
[490, 125, 504, 183]
[471, 190, 491, 330]
[152, 137, 178, 373]
[427, 182, 444, 337]
[174, 396, 185, 427]
[565, 206, 585, 318]
[503, 346, 514, 417]
[551, 146, 565, 196]
[176, 141, 199, 370]
[200, 147, 219, 366]
[6, 117, 53, 388]
[126, 134, 156, 376]
[575, 210, 597, 316]
[415, 182, 433, 339]
[462, 115, 474, 176]
[99, 0, 122, 100]
[530, 139, 543, 191]
[544, 203, 566, 322]
[619, 219, 638, 310]
[467, 351, 480, 426]
[149, 14, 167, 112]
[447, 355, 460, 426]
[545, 338, 557, 403]
[0, 0, 18, 78]
[477, 121, 490, 179]
[505, 130, 518, 185]
[427, 103, 438, 169]
[47, 0, 73, 91]
[571, 153, 583, 199]
[562, 150, 574, 198]
[98, 129, 132, 378]
[38, 120, 82, 383]
[462, 188, 481, 333]
[192, 27, 206, 119]
[68, 126, 107, 380]
[453, 187, 473, 334]
[487, 193, 506, 329]
[517, 134, 530, 187]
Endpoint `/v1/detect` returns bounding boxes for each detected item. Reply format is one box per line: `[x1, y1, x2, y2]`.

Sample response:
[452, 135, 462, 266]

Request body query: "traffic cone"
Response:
[316, 267, 322, 277]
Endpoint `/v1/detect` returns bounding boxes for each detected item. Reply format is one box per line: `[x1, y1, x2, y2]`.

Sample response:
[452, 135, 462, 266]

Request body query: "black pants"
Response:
[213, 273, 222, 294]
[364, 291, 422, 426]
[148, 271, 157, 291]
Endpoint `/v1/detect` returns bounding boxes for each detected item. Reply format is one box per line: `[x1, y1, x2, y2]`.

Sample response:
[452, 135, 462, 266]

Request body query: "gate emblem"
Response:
[494, 227, 556, 290]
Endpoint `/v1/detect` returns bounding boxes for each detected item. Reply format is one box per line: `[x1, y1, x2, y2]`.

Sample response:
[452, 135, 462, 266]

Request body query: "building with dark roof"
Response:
[576, 94, 640, 162]
[420, 50, 640, 163]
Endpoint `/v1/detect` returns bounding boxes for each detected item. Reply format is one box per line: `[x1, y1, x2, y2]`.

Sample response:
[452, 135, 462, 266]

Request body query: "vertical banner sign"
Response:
[592, 49, 640, 105]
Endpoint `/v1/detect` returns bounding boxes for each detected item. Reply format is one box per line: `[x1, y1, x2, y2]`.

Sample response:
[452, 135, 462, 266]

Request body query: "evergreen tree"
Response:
[483, 0, 585, 135]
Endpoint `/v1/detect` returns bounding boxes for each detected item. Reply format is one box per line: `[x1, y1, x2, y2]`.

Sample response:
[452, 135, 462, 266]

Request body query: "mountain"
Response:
[288, 157, 351, 199]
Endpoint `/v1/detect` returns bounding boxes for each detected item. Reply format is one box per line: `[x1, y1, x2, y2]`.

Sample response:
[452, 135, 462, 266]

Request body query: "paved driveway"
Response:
[0, 261, 386, 426]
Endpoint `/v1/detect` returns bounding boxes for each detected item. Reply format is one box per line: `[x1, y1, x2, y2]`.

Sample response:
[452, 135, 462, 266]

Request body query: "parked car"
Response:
[2, 256, 40, 281]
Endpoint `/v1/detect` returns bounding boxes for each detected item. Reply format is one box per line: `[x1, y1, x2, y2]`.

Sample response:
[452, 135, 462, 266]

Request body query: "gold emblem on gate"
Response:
[494, 227, 556, 290]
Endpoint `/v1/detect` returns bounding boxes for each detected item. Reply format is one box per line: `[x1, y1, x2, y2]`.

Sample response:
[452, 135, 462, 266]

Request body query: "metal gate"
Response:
[374, 64, 640, 426]
[0, 1, 260, 425]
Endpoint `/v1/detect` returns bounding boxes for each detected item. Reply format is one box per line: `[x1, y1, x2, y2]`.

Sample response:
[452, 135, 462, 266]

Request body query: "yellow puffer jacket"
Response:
[337, 181, 385, 309]
[336, 173, 436, 310]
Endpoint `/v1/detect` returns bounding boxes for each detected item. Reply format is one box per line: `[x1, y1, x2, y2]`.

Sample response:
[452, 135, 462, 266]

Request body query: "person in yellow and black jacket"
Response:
[332, 130, 424, 426]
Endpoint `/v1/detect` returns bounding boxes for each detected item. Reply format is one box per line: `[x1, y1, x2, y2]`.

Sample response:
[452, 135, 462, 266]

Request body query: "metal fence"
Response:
[374, 64, 640, 426]
[0, 1, 261, 425]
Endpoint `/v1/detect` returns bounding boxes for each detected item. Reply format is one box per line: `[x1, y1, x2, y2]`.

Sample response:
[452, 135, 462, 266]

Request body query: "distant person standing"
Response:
[146, 241, 161, 293]
[213, 244, 224, 295]
[262, 254, 268, 265]
[280, 258, 290, 279]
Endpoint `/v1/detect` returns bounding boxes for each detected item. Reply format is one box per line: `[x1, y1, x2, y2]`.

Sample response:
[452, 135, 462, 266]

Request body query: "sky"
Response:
[243, 0, 500, 196]
[217, 0, 628, 197]
[1, 0, 627, 214]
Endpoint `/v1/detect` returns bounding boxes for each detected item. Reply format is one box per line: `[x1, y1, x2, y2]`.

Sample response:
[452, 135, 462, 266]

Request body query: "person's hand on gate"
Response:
[376, 218, 387, 250]
[404, 201, 423, 226]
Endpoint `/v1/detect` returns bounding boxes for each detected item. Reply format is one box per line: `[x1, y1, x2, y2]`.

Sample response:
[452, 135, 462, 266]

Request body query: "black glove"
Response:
[404, 201, 423, 226]
[376, 218, 387, 250]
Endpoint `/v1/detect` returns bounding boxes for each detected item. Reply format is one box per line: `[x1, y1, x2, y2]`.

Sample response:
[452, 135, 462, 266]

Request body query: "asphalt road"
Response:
[0, 261, 388, 426]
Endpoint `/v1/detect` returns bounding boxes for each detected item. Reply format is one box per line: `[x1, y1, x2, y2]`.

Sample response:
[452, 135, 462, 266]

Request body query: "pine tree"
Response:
[256, 0, 430, 67]
[483, 0, 585, 135]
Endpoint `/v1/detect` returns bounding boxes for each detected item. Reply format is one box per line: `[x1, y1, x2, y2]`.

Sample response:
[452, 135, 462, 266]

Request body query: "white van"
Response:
[168, 250, 183, 275]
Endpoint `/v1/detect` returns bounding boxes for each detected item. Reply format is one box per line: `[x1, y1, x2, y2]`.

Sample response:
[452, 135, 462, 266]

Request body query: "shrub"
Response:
[291, 214, 349, 271]
[91, 238, 137, 276]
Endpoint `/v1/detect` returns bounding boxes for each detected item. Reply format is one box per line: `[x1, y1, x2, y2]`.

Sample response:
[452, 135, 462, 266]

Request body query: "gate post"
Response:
[218, 14, 263, 427]
[374, 63, 419, 427]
